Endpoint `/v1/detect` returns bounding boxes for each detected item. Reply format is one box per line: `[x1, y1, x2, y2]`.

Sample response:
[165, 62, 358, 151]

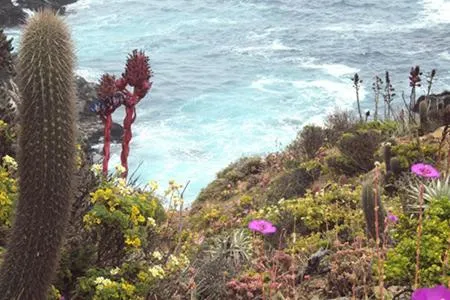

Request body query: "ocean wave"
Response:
[293, 79, 365, 108]
[250, 77, 287, 94]
[299, 60, 359, 77]
[233, 40, 294, 56]
[439, 51, 450, 61]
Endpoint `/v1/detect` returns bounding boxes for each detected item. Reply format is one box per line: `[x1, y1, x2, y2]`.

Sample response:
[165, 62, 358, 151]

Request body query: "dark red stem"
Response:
[102, 115, 112, 176]
[120, 104, 136, 178]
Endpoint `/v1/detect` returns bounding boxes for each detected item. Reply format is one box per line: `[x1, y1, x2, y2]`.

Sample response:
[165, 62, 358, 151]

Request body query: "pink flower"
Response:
[411, 163, 440, 179]
[412, 285, 450, 300]
[387, 211, 399, 223]
[248, 219, 277, 235]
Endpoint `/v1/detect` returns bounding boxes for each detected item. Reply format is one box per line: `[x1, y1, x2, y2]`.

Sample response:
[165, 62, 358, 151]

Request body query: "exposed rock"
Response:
[75, 75, 123, 148]
[0, 0, 76, 28]
[413, 91, 450, 113]
[0, 1, 26, 28]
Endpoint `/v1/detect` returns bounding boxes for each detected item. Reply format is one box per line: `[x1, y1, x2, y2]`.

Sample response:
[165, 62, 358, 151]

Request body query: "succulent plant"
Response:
[361, 180, 385, 241]
[0, 10, 76, 299]
[208, 228, 252, 268]
[92, 50, 152, 178]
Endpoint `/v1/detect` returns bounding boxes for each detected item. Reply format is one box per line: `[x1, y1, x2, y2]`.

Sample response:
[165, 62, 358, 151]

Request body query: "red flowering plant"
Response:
[91, 50, 152, 177]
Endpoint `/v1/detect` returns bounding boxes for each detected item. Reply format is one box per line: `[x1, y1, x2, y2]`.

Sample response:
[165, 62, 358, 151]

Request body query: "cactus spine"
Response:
[361, 180, 385, 241]
[0, 10, 76, 300]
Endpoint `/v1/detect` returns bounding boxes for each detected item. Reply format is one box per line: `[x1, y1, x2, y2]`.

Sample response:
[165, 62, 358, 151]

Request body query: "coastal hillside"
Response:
[1, 8, 450, 300]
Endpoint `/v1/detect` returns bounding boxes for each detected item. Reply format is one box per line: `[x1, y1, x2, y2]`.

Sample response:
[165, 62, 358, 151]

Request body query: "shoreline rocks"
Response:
[0, 0, 75, 28]
[75, 75, 124, 150]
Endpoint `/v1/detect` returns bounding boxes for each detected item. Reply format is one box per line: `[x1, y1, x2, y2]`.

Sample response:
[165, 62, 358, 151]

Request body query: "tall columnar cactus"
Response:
[383, 143, 392, 172]
[419, 100, 428, 133]
[0, 10, 76, 299]
[361, 180, 385, 241]
[390, 157, 401, 177]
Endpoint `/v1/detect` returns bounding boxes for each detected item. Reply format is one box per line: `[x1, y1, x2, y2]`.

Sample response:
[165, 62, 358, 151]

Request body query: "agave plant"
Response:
[407, 175, 450, 209]
[208, 228, 252, 268]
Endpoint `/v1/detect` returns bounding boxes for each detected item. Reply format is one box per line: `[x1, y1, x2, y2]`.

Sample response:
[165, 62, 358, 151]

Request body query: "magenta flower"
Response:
[248, 219, 277, 235]
[412, 285, 450, 300]
[387, 211, 399, 224]
[411, 163, 440, 179]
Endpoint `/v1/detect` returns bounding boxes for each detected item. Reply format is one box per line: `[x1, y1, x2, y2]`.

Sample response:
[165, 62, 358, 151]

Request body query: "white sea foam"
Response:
[439, 51, 450, 61]
[75, 68, 102, 82]
[422, 0, 450, 24]
[300, 60, 359, 77]
[66, 0, 95, 11]
[23, 9, 35, 18]
[250, 77, 285, 93]
[293, 79, 365, 108]
[234, 40, 293, 56]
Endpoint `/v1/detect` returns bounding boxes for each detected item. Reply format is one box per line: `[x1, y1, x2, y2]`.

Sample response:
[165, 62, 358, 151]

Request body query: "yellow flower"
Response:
[114, 164, 126, 175]
[110, 267, 120, 275]
[147, 217, 156, 227]
[90, 164, 102, 176]
[137, 271, 149, 282]
[148, 265, 165, 279]
[152, 251, 163, 261]
[125, 236, 141, 248]
[120, 281, 135, 296]
[148, 180, 159, 192]
[2, 155, 17, 170]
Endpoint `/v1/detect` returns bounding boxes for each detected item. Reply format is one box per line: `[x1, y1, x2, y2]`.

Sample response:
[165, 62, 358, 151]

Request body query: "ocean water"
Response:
[5, 0, 450, 203]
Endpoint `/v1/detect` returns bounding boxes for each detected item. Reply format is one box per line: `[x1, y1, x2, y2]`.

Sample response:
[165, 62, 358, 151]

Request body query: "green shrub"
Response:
[265, 167, 315, 203]
[384, 197, 450, 287]
[356, 120, 398, 137]
[196, 156, 263, 203]
[391, 141, 439, 169]
[277, 184, 364, 244]
[337, 130, 382, 173]
[287, 125, 326, 160]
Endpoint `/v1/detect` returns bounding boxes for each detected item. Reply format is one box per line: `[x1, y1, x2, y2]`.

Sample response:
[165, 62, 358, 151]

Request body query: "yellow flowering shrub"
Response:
[0, 156, 18, 228]
[75, 251, 190, 299]
[83, 174, 165, 251]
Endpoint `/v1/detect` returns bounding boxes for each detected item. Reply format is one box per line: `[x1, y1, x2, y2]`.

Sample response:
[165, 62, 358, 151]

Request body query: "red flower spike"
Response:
[97, 74, 117, 99]
[123, 49, 152, 88]
[115, 77, 127, 90]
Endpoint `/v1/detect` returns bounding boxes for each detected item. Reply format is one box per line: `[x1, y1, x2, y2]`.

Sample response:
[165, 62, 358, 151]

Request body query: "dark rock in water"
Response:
[75, 75, 124, 148]
[0, 1, 27, 27]
[0, 0, 77, 28]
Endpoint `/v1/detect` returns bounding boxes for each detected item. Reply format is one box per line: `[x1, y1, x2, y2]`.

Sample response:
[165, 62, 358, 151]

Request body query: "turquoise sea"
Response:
[6, 0, 450, 203]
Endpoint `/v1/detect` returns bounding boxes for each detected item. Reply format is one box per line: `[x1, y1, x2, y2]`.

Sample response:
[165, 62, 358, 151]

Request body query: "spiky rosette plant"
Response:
[91, 74, 125, 175]
[119, 49, 152, 177]
[0, 9, 76, 299]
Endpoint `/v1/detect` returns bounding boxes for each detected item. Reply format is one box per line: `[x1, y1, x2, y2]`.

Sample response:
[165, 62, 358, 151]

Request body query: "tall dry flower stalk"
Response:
[415, 183, 425, 288]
